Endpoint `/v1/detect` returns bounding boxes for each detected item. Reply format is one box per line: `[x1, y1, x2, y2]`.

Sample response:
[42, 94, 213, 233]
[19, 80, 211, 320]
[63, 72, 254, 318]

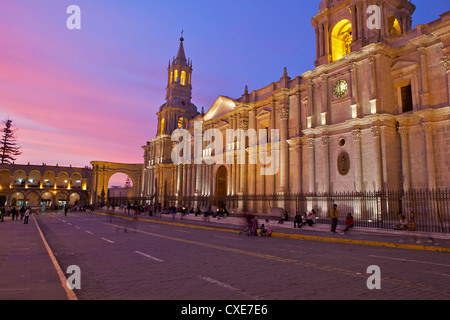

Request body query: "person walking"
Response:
[11, 207, 17, 221]
[24, 207, 30, 224]
[330, 204, 339, 233]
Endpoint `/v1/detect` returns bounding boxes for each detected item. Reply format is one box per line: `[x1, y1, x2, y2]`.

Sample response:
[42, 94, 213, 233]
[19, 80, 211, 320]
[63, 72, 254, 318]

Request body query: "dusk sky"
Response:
[1, 0, 448, 171]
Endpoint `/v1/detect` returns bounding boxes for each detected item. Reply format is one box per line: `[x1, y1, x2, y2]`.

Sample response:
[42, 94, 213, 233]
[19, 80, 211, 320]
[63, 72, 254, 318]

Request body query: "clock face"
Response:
[333, 80, 349, 99]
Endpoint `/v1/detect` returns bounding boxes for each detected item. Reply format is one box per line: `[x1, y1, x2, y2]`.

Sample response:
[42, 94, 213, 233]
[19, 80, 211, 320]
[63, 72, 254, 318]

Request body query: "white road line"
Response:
[369, 255, 450, 268]
[215, 235, 242, 241]
[134, 251, 164, 262]
[101, 237, 115, 244]
[85, 231, 94, 235]
[199, 276, 260, 300]
[75, 226, 81, 229]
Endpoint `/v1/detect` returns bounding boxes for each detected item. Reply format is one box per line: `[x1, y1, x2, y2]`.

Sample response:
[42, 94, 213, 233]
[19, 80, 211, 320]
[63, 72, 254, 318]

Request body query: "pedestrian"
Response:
[24, 207, 30, 224]
[11, 206, 17, 221]
[293, 211, 302, 228]
[330, 204, 338, 233]
[343, 213, 354, 234]
[64, 205, 69, 217]
[259, 219, 272, 237]
[20, 206, 25, 220]
[0, 206, 4, 222]
[394, 214, 408, 230]
[251, 216, 258, 236]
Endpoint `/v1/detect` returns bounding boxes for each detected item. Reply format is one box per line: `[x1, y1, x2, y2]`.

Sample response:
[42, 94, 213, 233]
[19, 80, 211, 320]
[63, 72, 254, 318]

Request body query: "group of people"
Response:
[293, 210, 317, 229]
[0, 205, 32, 224]
[244, 214, 272, 237]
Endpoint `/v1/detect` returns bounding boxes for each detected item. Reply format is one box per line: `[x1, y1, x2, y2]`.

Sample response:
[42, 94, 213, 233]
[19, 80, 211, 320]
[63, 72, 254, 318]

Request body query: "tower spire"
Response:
[174, 30, 188, 66]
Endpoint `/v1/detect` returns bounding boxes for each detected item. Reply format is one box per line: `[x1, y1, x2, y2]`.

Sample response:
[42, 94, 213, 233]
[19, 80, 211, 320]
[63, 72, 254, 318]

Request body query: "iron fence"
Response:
[108, 189, 450, 233]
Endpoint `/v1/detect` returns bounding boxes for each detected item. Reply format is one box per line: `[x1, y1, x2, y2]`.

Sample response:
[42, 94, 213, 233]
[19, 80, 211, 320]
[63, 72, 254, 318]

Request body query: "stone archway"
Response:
[90, 161, 143, 205]
[215, 165, 228, 209]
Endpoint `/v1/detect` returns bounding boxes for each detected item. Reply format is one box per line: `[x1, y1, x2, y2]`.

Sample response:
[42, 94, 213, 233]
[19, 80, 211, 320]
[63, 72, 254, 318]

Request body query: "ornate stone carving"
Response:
[337, 152, 350, 176]
[278, 106, 289, 120]
[351, 129, 362, 141]
[371, 126, 381, 138]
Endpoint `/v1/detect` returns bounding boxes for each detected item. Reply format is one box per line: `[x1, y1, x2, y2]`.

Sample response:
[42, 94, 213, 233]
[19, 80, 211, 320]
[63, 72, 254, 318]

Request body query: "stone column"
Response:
[182, 163, 188, 197]
[418, 46, 431, 108]
[369, 56, 378, 114]
[248, 107, 257, 196]
[279, 106, 289, 193]
[239, 119, 248, 194]
[352, 128, 363, 192]
[398, 127, 411, 191]
[350, 62, 359, 118]
[321, 134, 330, 194]
[423, 123, 436, 189]
[176, 164, 182, 197]
[371, 126, 383, 191]
[307, 136, 316, 193]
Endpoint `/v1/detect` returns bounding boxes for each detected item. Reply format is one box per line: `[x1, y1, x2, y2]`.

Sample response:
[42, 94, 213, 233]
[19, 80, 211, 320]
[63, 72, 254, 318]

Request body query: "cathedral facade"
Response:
[141, 0, 450, 216]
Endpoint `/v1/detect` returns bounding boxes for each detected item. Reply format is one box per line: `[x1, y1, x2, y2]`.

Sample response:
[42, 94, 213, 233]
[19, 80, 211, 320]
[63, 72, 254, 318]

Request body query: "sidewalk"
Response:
[0, 215, 75, 300]
[97, 209, 450, 252]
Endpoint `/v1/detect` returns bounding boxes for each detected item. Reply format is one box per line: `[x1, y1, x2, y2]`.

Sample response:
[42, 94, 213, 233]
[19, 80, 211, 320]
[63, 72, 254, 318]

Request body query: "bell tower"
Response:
[157, 33, 198, 136]
[312, 0, 416, 66]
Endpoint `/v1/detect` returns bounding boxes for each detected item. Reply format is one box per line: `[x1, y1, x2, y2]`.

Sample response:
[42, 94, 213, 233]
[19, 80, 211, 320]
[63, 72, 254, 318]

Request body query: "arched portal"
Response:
[215, 165, 228, 208]
[26, 191, 40, 206]
[90, 161, 143, 205]
[331, 19, 352, 62]
[387, 15, 401, 36]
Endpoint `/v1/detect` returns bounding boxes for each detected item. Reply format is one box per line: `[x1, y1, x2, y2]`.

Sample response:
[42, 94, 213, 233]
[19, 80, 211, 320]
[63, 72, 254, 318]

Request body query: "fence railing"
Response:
[108, 189, 450, 233]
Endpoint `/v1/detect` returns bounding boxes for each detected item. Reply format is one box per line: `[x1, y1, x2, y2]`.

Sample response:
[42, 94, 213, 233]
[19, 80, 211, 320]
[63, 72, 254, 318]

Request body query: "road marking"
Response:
[32, 215, 78, 301]
[75, 226, 80, 229]
[85, 231, 94, 235]
[199, 276, 259, 300]
[369, 255, 450, 268]
[134, 251, 164, 262]
[215, 235, 242, 241]
[101, 237, 115, 244]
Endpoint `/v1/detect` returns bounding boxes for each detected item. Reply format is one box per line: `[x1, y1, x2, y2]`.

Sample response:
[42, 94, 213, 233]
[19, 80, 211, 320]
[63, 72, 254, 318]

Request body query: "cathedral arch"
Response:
[331, 19, 352, 62]
[387, 15, 401, 36]
[181, 71, 186, 85]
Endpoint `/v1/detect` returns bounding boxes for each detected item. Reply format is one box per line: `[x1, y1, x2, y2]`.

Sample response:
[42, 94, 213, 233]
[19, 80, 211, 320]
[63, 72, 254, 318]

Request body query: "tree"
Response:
[0, 119, 22, 164]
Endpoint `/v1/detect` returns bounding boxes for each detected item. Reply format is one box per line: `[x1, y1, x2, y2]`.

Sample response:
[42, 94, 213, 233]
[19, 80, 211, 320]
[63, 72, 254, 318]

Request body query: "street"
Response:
[34, 211, 450, 300]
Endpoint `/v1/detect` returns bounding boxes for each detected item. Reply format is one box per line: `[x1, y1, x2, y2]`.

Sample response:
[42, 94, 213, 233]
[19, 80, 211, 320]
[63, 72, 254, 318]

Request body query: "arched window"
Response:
[170, 72, 173, 84]
[181, 71, 186, 85]
[174, 70, 179, 83]
[387, 15, 401, 36]
[178, 117, 185, 128]
[331, 19, 352, 62]
[160, 118, 165, 135]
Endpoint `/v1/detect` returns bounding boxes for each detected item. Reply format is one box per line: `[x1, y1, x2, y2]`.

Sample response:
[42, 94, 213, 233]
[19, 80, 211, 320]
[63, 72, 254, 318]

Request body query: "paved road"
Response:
[33, 211, 450, 301]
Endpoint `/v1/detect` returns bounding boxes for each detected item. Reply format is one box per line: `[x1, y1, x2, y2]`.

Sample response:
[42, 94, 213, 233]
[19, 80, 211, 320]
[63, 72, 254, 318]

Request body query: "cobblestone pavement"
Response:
[25, 210, 450, 301]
